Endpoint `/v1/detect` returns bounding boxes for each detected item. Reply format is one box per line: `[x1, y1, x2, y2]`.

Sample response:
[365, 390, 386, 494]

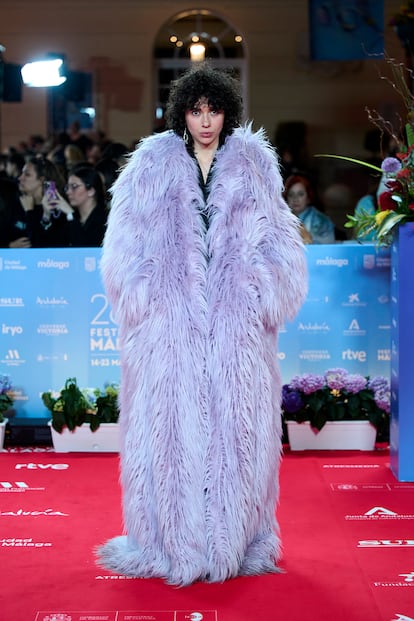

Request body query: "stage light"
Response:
[190, 43, 205, 62]
[21, 58, 66, 87]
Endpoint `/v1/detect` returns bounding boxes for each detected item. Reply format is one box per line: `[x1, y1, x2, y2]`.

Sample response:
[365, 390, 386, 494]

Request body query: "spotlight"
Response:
[21, 58, 66, 87]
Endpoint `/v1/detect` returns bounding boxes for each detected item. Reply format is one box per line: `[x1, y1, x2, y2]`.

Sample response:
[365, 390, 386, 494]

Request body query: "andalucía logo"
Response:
[373, 570, 414, 588]
[346, 507, 414, 520]
[0, 508, 68, 517]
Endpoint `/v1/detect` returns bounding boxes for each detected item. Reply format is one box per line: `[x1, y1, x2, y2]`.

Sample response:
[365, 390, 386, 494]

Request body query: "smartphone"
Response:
[44, 181, 58, 202]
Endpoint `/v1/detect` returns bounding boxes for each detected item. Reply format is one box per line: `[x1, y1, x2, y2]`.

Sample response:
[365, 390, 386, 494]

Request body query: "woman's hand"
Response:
[9, 237, 32, 248]
[42, 192, 74, 218]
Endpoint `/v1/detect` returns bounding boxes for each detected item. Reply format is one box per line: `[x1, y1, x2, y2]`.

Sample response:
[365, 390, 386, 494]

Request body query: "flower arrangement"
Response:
[318, 57, 414, 244]
[282, 368, 390, 436]
[0, 374, 14, 422]
[42, 377, 119, 433]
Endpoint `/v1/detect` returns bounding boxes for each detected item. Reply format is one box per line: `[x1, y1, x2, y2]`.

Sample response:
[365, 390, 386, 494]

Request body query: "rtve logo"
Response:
[15, 463, 69, 470]
[342, 349, 366, 362]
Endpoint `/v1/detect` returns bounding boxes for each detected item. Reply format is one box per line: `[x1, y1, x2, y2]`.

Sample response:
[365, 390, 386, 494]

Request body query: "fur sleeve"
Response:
[100, 135, 161, 327]
[234, 126, 308, 326]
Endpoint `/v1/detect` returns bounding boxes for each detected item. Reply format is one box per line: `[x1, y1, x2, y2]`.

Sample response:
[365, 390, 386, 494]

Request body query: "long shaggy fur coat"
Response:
[97, 125, 308, 585]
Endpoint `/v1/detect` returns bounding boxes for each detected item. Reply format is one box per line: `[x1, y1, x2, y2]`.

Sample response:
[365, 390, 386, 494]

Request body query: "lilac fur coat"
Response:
[97, 125, 307, 585]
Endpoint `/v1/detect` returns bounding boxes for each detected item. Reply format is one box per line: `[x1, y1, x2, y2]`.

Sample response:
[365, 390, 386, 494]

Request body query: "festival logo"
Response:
[177, 613, 217, 621]
[298, 321, 330, 332]
[342, 292, 367, 307]
[0, 481, 45, 493]
[0, 508, 68, 517]
[0, 258, 28, 271]
[358, 539, 414, 547]
[1, 537, 52, 547]
[0, 348, 25, 367]
[36, 296, 69, 307]
[37, 324, 69, 336]
[374, 570, 414, 587]
[298, 349, 331, 361]
[346, 507, 414, 520]
[37, 353, 69, 362]
[15, 463, 69, 470]
[2, 323, 23, 336]
[363, 254, 375, 269]
[84, 256, 97, 272]
[343, 319, 366, 337]
[315, 256, 349, 267]
[341, 348, 367, 362]
[323, 464, 381, 469]
[377, 349, 391, 361]
[41, 612, 74, 621]
[36, 258, 70, 270]
[0, 296, 24, 307]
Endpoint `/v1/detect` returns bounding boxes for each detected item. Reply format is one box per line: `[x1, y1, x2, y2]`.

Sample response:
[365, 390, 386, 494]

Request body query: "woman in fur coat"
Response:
[98, 65, 308, 586]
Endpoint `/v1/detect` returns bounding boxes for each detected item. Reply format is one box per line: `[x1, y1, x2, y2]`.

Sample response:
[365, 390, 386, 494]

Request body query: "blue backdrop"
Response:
[0, 245, 391, 419]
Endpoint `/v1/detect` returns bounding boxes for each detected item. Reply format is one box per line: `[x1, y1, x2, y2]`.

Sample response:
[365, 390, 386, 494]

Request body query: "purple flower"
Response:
[282, 386, 304, 413]
[343, 374, 367, 393]
[0, 374, 12, 394]
[368, 376, 389, 392]
[381, 157, 402, 174]
[324, 368, 348, 390]
[374, 387, 391, 414]
[290, 373, 325, 394]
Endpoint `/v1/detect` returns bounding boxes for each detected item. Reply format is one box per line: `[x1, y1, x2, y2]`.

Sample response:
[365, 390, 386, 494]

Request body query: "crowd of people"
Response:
[0, 123, 130, 248]
[1, 117, 370, 249]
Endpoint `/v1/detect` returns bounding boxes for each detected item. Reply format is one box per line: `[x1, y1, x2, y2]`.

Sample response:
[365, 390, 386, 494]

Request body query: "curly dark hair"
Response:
[165, 63, 243, 144]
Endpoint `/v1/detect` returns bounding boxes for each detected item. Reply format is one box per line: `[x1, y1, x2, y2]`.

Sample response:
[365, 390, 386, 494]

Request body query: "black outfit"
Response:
[67, 206, 108, 247]
[27, 205, 70, 247]
[0, 179, 35, 247]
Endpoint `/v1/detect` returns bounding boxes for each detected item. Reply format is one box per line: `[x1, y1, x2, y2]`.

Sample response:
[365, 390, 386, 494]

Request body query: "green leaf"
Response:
[51, 411, 66, 433]
[310, 409, 326, 431]
[89, 416, 100, 432]
[314, 154, 383, 172]
[406, 122, 414, 148]
[378, 213, 407, 237]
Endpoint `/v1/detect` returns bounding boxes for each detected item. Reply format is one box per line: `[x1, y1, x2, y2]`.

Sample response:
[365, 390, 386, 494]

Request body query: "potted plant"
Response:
[282, 368, 390, 450]
[42, 378, 120, 452]
[0, 374, 14, 449]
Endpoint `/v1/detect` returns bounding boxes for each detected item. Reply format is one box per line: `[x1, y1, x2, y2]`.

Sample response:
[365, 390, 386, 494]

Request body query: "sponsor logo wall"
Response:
[0, 246, 391, 418]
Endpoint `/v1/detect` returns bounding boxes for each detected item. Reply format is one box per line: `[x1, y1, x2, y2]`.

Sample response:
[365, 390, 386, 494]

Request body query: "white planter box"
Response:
[0, 418, 8, 449]
[48, 422, 120, 453]
[286, 420, 377, 451]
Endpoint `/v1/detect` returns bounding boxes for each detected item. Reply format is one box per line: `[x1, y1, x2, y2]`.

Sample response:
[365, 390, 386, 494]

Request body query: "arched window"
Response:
[153, 9, 247, 131]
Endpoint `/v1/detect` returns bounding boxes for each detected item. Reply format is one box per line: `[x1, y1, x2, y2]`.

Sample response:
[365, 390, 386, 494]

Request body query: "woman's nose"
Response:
[201, 113, 210, 127]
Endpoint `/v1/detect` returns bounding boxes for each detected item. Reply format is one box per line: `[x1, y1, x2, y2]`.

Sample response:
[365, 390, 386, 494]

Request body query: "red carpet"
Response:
[1, 446, 413, 621]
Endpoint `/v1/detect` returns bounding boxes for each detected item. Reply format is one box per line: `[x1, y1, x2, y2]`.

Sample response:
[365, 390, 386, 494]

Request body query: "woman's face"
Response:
[286, 182, 309, 215]
[65, 175, 93, 209]
[19, 163, 43, 197]
[185, 97, 224, 151]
